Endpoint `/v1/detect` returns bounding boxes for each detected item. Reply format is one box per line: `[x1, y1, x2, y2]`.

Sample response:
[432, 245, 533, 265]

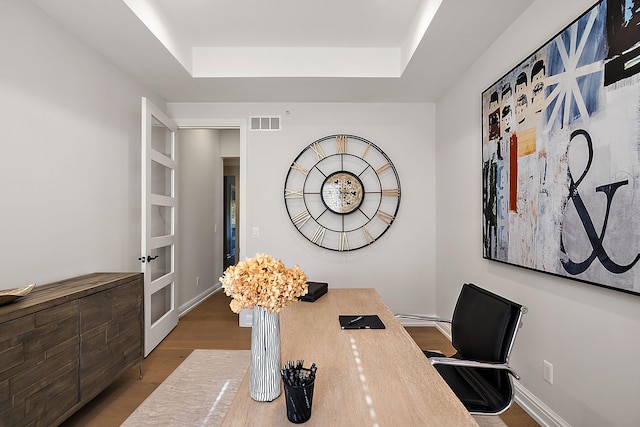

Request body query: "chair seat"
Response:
[434, 364, 511, 413]
[424, 349, 512, 413]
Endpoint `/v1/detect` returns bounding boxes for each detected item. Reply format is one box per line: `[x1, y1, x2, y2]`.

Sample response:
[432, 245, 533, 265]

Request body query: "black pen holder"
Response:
[283, 369, 315, 423]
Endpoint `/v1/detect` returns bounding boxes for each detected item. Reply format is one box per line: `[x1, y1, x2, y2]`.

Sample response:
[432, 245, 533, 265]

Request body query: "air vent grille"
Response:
[250, 116, 281, 131]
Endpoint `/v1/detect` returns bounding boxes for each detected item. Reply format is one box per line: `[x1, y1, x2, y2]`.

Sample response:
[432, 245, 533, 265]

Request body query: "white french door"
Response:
[141, 97, 179, 356]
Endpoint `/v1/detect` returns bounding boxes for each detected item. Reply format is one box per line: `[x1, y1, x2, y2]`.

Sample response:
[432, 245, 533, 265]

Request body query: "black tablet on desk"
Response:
[339, 315, 385, 329]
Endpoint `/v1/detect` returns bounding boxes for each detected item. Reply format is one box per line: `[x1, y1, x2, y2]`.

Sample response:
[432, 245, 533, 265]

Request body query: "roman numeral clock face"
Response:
[284, 134, 401, 251]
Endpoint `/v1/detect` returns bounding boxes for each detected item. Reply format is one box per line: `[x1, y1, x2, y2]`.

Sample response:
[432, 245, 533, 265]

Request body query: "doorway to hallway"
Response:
[224, 157, 240, 270]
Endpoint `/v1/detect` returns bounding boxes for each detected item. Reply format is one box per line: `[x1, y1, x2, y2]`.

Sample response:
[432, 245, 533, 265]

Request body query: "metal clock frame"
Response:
[284, 134, 401, 251]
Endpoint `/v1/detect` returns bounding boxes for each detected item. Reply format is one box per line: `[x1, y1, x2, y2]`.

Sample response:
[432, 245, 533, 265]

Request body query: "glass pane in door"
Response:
[151, 160, 172, 197]
[151, 115, 174, 158]
[150, 204, 173, 238]
[149, 245, 172, 282]
[150, 283, 173, 325]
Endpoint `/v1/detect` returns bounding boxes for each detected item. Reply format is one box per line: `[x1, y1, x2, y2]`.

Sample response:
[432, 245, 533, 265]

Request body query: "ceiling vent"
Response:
[250, 116, 281, 131]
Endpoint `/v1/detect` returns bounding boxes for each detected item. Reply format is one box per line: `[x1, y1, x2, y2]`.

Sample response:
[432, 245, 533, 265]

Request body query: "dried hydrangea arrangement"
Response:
[220, 253, 308, 313]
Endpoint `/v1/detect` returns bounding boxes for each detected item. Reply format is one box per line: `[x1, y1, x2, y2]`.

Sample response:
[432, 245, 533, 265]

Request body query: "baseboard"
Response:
[513, 383, 570, 427]
[435, 322, 452, 339]
[411, 320, 570, 427]
[178, 285, 220, 318]
[395, 314, 439, 327]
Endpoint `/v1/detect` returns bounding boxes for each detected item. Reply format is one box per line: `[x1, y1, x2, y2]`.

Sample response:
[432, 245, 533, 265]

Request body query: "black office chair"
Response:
[397, 283, 526, 415]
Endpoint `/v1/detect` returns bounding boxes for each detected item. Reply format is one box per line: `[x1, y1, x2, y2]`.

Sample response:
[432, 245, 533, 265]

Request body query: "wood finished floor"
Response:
[61, 291, 539, 427]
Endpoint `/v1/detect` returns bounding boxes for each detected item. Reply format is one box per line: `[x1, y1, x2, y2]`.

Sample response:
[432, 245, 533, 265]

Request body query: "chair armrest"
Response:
[394, 314, 452, 323]
[429, 357, 521, 380]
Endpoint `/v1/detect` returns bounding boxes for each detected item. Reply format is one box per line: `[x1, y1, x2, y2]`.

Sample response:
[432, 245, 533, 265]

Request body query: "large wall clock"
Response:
[284, 134, 401, 251]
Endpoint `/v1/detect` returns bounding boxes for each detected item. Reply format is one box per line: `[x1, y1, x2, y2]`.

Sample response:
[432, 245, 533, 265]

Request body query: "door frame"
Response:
[174, 118, 248, 263]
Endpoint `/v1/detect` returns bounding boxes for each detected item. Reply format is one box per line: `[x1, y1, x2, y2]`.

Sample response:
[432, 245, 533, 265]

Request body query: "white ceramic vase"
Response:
[250, 305, 281, 401]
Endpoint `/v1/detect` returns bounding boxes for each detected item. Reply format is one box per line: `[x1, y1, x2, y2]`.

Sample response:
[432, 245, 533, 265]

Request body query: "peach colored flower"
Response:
[219, 253, 308, 313]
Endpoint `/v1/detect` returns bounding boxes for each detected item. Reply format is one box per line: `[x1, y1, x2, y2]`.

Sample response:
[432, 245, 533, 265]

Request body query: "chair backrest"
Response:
[450, 283, 523, 363]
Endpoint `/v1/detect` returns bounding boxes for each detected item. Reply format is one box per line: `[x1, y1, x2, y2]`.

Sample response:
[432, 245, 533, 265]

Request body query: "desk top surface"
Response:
[222, 288, 478, 426]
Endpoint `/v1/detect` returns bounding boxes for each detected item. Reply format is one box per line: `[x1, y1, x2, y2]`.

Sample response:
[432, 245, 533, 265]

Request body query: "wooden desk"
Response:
[222, 288, 478, 426]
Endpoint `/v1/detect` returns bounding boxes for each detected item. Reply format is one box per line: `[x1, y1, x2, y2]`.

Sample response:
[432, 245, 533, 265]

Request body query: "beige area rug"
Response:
[121, 349, 506, 427]
[121, 350, 250, 427]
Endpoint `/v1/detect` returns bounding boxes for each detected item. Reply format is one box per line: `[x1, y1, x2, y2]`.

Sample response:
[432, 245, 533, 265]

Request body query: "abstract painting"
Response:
[482, 0, 640, 296]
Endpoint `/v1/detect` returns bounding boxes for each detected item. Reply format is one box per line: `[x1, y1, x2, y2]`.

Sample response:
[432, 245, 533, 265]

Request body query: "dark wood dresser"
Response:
[0, 272, 143, 426]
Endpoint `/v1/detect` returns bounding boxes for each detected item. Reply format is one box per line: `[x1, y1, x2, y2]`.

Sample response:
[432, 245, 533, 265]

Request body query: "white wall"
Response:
[176, 129, 223, 310]
[220, 129, 240, 157]
[436, 0, 640, 426]
[0, 0, 160, 289]
[168, 103, 437, 315]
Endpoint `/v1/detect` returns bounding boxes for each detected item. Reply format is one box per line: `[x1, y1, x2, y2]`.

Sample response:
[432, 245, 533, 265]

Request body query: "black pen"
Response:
[347, 315, 364, 326]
